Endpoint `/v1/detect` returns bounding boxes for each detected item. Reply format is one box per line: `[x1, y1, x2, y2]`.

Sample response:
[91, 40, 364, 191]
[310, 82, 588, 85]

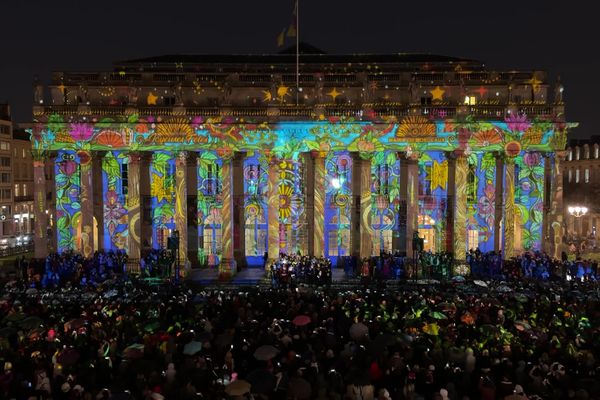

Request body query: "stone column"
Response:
[92, 152, 104, 252]
[304, 153, 315, 256]
[174, 151, 188, 269]
[267, 158, 280, 261]
[219, 155, 236, 276]
[399, 154, 419, 258]
[453, 154, 468, 262]
[313, 153, 326, 257]
[358, 157, 373, 259]
[33, 151, 49, 258]
[78, 150, 94, 258]
[126, 152, 144, 261]
[445, 154, 456, 253]
[139, 153, 152, 253]
[549, 151, 567, 259]
[503, 157, 517, 258]
[232, 152, 246, 268]
[186, 153, 199, 268]
[494, 154, 504, 252]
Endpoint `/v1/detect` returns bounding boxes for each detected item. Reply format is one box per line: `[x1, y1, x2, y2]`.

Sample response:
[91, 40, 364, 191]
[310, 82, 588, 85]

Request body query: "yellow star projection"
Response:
[526, 76, 542, 91]
[147, 92, 158, 105]
[327, 87, 342, 101]
[262, 89, 273, 102]
[430, 160, 448, 191]
[276, 85, 290, 102]
[430, 86, 445, 101]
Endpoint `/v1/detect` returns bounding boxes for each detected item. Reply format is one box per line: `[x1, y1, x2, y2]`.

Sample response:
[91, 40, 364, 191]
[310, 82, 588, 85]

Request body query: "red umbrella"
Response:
[57, 347, 80, 366]
[292, 315, 311, 327]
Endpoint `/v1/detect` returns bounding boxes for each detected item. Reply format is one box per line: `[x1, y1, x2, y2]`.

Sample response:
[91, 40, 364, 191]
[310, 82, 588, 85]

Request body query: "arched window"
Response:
[576, 169, 580, 183]
[575, 147, 580, 160]
[568, 169, 572, 182]
[568, 149, 573, 161]
[585, 168, 590, 183]
[595, 145, 599, 159]
[584, 145, 590, 159]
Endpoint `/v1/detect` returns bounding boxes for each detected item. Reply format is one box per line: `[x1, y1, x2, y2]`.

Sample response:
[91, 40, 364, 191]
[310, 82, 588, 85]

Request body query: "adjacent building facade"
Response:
[0, 104, 13, 238]
[30, 47, 575, 271]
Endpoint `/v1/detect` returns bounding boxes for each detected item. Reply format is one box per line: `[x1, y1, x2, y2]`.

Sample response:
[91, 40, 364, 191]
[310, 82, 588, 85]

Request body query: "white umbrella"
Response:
[183, 341, 202, 356]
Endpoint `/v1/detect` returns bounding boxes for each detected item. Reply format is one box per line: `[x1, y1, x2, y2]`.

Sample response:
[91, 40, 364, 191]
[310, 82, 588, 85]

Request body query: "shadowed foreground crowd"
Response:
[1, 269, 600, 400]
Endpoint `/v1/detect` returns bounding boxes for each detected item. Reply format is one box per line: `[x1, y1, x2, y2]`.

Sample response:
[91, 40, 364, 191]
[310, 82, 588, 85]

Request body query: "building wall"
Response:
[563, 141, 600, 239]
[12, 129, 34, 238]
[0, 105, 13, 237]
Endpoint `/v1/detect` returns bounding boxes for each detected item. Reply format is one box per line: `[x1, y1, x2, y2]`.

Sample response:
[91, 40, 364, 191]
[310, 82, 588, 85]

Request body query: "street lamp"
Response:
[568, 206, 588, 218]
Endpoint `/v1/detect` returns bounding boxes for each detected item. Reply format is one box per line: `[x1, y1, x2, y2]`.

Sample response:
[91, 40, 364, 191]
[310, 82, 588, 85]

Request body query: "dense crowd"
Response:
[1, 273, 599, 400]
[270, 254, 332, 287]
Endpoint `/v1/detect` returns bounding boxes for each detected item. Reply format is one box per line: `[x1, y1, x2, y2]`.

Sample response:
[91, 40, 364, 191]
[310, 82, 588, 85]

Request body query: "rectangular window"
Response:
[568, 169, 572, 183]
[0, 141, 9, 150]
[576, 169, 580, 183]
[14, 184, 18, 197]
[468, 229, 479, 251]
[22, 148, 26, 158]
[0, 172, 9, 183]
[0, 157, 10, 167]
[0, 189, 11, 200]
[585, 169, 590, 183]
[23, 184, 27, 196]
[464, 96, 477, 105]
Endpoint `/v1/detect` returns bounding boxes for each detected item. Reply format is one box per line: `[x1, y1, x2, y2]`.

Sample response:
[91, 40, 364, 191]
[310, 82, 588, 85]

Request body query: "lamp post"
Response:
[568, 206, 589, 253]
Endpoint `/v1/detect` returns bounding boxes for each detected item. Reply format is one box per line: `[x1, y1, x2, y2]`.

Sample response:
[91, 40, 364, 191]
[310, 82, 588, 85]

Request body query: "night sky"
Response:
[0, 0, 596, 139]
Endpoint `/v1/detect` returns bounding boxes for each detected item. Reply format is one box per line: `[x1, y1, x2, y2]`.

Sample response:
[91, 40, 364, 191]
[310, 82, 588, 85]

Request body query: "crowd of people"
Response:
[1, 270, 599, 399]
[269, 254, 332, 287]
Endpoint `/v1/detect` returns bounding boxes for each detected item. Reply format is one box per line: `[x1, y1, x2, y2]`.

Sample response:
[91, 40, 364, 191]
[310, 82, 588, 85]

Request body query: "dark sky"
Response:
[0, 0, 596, 138]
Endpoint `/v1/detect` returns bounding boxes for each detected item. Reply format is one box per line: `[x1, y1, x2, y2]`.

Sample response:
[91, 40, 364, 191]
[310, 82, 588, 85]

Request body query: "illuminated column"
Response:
[267, 158, 280, 261]
[313, 153, 326, 257]
[399, 154, 419, 258]
[33, 151, 49, 258]
[92, 152, 104, 253]
[453, 154, 468, 262]
[503, 157, 516, 258]
[139, 153, 152, 252]
[219, 155, 236, 276]
[186, 153, 199, 268]
[358, 156, 373, 258]
[174, 151, 188, 268]
[549, 150, 567, 259]
[304, 153, 315, 256]
[493, 154, 504, 252]
[79, 150, 94, 258]
[232, 152, 246, 267]
[445, 153, 456, 253]
[127, 152, 142, 261]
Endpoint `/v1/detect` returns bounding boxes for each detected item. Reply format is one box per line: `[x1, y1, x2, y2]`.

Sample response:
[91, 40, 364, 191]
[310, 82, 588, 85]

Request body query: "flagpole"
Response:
[296, 0, 299, 105]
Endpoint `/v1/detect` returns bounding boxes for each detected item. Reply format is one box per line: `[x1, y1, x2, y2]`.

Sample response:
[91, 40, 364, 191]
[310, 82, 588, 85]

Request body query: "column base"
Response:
[218, 258, 238, 280]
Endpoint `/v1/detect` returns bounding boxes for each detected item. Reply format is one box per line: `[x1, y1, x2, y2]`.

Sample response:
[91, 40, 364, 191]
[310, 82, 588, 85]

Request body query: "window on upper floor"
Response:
[576, 169, 580, 183]
[0, 157, 10, 167]
[0, 141, 9, 151]
[464, 96, 477, 105]
[576, 148, 580, 160]
[585, 147, 590, 159]
[568, 169, 572, 182]
[585, 169, 590, 183]
[23, 184, 27, 197]
[595, 146, 599, 159]
[568, 150, 573, 161]
[14, 184, 18, 197]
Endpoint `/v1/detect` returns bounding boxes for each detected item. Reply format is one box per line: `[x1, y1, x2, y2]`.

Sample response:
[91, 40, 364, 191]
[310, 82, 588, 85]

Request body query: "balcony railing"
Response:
[36, 104, 563, 121]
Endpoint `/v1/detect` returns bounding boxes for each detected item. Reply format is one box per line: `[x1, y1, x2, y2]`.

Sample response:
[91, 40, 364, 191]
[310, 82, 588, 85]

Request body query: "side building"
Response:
[0, 104, 13, 244]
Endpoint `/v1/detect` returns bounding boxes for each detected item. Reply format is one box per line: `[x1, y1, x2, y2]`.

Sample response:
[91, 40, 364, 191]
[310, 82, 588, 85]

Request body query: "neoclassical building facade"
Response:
[30, 48, 575, 272]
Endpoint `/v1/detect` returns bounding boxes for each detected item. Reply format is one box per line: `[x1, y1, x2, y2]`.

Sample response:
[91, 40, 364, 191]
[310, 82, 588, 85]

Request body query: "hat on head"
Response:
[514, 384, 524, 394]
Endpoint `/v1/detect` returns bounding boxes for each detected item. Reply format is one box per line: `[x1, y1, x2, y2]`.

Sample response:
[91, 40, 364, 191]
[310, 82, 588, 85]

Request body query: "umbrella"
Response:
[292, 315, 311, 326]
[25, 288, 38, 295]
[514, 293, 529, 303]
[57, 347, 80, 366]
[144, 320, 160, 333]
[473, 280, 488, 288]
[460, 312, 476, 325]
[288, 377, 311, 400]
[514, 320, 532, 332]
[0, 327, 16, 338]
[64, 318, 86, 331]
[224, 380, 251, 396]
[429, 311, 448, 320]
[19, 316, 44, 330]
[27, 327, 46, 341]
[452, 276, 466, 283]
[123, 343, 144, 359]
[497, 285, 513, 293]
[437, 302, 457, 312]
[254, 345, 279, 361]
[183, 341, 202, 356]
[247, 369, 275, 394]
[349, 323, 369, 341]
[422, 323, 440, 336]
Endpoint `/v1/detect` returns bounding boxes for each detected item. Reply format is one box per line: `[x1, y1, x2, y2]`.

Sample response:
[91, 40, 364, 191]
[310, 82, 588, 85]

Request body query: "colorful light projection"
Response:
[150, 151, 176, 249]
[277, 158, 306, 255]
[325, 152, 353, 258]
[55, 150, 81, 252]
[101, 152, 128, 251]
[417, 151, 449, 252]
[197, 152, 223, 266]
[515, 152, 545, 250]
[466, 152, 498, 252]
[370, 151, 401, 255]
[244, 153, 269, 264]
